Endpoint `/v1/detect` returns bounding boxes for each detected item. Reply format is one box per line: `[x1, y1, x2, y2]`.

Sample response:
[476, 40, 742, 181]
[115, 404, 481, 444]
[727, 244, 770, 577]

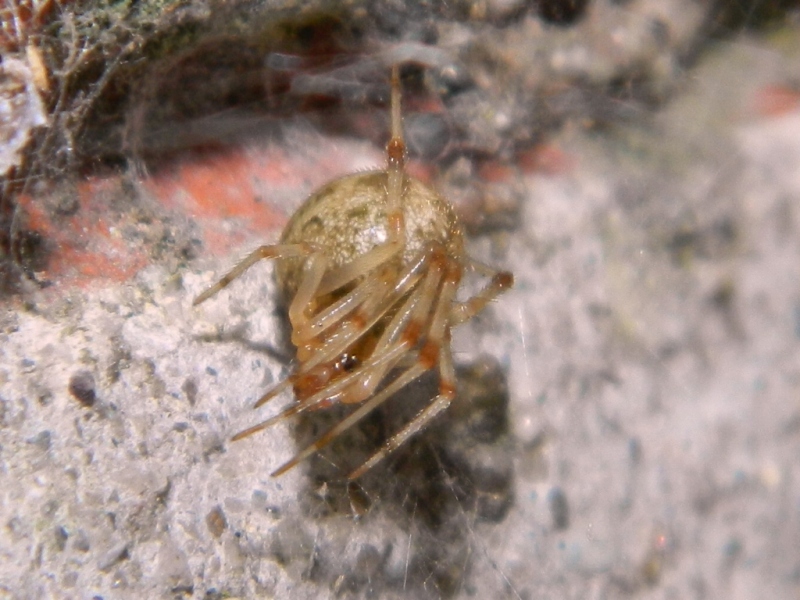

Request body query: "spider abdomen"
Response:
[276, 171, 463, 303]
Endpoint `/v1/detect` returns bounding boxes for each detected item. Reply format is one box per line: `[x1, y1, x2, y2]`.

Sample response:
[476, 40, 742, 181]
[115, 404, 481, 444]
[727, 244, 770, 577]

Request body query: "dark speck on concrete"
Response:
[182, 377, 198, 405]
[54, 525, 68, 551]
[206, 505, 227, 538]
[548, 486, 570, 531]
[68, 370, 96, 407]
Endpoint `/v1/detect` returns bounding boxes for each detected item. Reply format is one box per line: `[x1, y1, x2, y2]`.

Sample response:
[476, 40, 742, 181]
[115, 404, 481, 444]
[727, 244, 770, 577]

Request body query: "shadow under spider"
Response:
[193, 320, 293, 365]
[292, 355, 516, 598]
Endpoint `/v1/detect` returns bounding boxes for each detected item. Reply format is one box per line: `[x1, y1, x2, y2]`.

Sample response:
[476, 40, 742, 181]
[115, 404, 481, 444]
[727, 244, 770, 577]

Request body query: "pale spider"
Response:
[194, 65, 513, 480]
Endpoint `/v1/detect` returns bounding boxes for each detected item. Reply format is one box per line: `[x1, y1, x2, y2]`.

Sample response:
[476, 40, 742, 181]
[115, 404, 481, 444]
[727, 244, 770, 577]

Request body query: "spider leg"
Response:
[201, 244, 403, 413]
[235, 249, 437, 433]
[193, 242, 314, 306]
[231, 342, 410, 442]
[252, 268, 393, 413]
[293, 272, 393, 358]
[268, 249, 444, 419]
[269, 358, 430, 477]
[386, 65, 405, 246]
[347, 260, 462, 479]
[335, 246, 445, 404]
[334, 280, 423, 402]
[292, 270, 387, 346]
[316, 242, 401, 296]
[292, 244, 435, 372]
[195, 243, 327, 411]
[287, 251, 329, 330]
[251, 378, 292, 409]
[307, 66, 406, 303]
[449, 257, 513, 327]
[305, 243, 447, 410]
[233, 289, 432, 441]
[237, 246, 435, 426]
[348, 340, 455, 480]
[291, 63, 409, 355]
[269, 256, 460, 478]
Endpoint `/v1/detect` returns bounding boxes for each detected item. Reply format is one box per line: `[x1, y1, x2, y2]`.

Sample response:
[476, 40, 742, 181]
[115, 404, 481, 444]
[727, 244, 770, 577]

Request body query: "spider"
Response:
[193, 65, 513, 480]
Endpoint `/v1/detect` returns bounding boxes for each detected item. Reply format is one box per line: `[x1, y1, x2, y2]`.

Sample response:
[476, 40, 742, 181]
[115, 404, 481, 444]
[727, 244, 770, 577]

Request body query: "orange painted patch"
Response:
[406, 159, 435, 184]
[477, 160, 516, 184]
[751, 84, 800, 118]
[517, 144, 575, 175]
[17, 136, 382, 291]
[406, 95, 445, 114]
[17, 177, 149, 287]
[144, 146, 289, 254]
